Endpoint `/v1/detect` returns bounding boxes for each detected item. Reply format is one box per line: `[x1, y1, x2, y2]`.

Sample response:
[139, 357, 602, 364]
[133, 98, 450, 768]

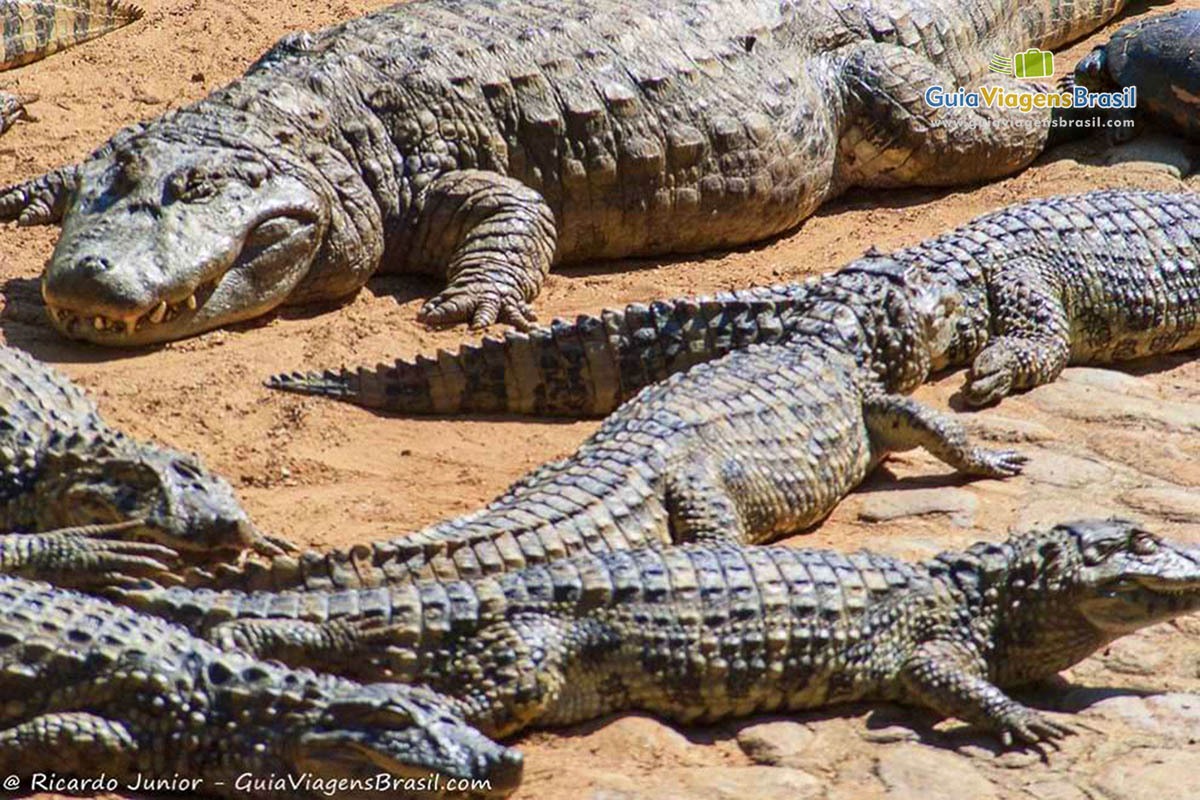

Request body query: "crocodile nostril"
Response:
[76, 255, 114, 276]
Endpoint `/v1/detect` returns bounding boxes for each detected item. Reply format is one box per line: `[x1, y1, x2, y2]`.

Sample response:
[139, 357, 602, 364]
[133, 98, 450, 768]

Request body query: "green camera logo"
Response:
[989, 49, 1054, 79]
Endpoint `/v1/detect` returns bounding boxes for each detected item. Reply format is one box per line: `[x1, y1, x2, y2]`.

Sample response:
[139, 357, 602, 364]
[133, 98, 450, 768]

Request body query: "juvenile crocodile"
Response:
[0, 577, 523, 797]
[0, 0, 144, 135]
[1074, 10, 1200, 142]
[0, 0, 1134, 345]
[192, 258, 1023, 592]
[113, 519, 1200, 746]
[270, 190, 1200, 414]
[0, 345, 288, 556]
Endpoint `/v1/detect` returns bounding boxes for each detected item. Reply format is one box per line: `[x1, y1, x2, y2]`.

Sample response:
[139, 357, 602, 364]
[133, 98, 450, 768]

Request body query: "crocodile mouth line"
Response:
[44, 275, 221, 338]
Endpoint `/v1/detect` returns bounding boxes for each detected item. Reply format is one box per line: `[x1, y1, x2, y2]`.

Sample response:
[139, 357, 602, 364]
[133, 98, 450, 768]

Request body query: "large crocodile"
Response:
[0, 0, 1134, 345]
[0, 538, 522, 799]
[0, 345, 288, 556]
[270, 190, 1200, 415]
[112, 519, 1200, 746]
[189, 257, 1023, 592]
[0, 0, 144, 135]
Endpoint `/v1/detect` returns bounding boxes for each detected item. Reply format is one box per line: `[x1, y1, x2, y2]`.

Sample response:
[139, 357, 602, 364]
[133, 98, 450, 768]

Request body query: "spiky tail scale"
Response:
[267, 283, 813, 418]
[0, 0, 144, 71]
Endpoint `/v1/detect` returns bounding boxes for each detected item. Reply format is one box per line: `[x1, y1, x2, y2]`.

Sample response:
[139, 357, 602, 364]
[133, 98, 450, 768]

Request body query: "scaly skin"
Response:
[270, 190, 1200, 414]
[1075, 10, 1200, 142]
[0, 0, 143, 137]
[112, 519, 1200, 747]
[0, 0, 1131, 345]
[0, 345, 289, 556]
[190, 259, 1024, 592]
[0, 576, 523, 797]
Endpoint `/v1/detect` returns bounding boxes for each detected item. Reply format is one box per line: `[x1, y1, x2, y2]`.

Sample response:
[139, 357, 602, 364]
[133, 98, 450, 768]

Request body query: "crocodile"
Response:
[0, 0, 1135, 346]
[0, 0, 144, 136]
[0, 344, 289, 556]
[189, 257, 1024, 592]
[110, 519, 1200, 746]
[1074, 9, 1200, 142]
[0, 543, 523, 798]
[269, 190, 1200, 415]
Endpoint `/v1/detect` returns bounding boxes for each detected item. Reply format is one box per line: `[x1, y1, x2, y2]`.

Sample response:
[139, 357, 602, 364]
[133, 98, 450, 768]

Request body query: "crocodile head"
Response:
[289, 684, 524, 799]
[37, 431, 264, 555]
[1066, 519, 1200, 635]
[41, 131, 329, 346]
[1073, 46, 1115, 93]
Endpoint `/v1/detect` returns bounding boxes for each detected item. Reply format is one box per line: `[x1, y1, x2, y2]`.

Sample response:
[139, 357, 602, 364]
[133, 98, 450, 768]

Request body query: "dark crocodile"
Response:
[189, 258, 1023, 591]
[1074, 10, 1200, 142]
[0, 345, 288, 556]
[112, 519, 1200, 746]
[270, 190, 1200, 415]
[0, 0, 144, 136]
[0, 0, 1134, 345]
[0, 535, 523, 798]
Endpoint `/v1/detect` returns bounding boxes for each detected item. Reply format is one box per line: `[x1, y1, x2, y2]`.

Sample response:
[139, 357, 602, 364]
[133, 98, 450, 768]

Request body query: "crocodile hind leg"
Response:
[205, 618, 391, 679]
[663, 455, 748, 544]
[407, 169, 557, 330]
[864, 393, 1027, 477]
[963, 259, 1071, 406]
[0, 713, 139, 780]
[901, 639, 1072, 745]
[836, 42, 1057, 188]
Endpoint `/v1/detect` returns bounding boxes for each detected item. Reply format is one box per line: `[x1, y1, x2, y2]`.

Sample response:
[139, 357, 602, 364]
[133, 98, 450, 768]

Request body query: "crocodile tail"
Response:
[0, 0, 145, 71]
[266, 284, 810, 418]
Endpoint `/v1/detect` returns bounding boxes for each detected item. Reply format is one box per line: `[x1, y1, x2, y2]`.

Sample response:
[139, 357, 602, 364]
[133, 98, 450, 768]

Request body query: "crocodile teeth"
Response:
[149, 301, 167, 324]
[93, 316, 106, 331]
[186, 294, 197, 310]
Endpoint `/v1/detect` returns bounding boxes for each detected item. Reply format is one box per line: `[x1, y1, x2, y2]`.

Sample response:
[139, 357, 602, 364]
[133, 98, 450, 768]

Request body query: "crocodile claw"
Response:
[997, 708, 1074, 748]
[419, 286, 537, 331]
[963, 348, 1016, 406]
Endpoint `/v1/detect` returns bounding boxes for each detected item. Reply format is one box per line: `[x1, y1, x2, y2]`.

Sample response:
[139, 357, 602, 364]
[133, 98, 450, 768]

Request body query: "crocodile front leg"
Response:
[901, 639, 1073, 745]
[408, 169, 557, 330]
[864, 393, 1027, 477]
[836, 43, 1056, 188]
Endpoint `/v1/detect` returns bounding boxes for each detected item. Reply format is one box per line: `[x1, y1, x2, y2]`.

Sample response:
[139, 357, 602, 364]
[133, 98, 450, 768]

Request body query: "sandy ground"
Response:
[3, 1, 1200, 798]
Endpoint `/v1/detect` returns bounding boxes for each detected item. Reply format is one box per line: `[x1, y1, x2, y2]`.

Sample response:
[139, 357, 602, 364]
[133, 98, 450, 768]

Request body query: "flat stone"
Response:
[1091, 749, 1200, 800]
[1017, 448, 1118, 490]
[1031, 381, 1200, 433]
[858, 487, 978, 527]
[1104, 134, 1195, 178]
[1024, 780, 1090, 800]
[736, 720, 816, 766]
[1074, 692, 1200, 741]
[586, 715, 697, 763]
[1012, 498, 1129, 532]
[592, 766, 823, 800]
[1097, 633, 1170, 676]
[1121, 487, 1200, 524]
[875, 744, 997, 800]
[967, 414, 1058, 444]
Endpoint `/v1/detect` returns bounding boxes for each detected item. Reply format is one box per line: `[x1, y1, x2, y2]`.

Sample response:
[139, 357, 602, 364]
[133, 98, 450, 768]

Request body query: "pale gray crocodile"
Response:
[189, 257, 1024, 592]
[0, 345, 288, 556]
[0, 0, 144, 135]
[269, 190, 1200, 415]
[0, 535, 522, 799]
[112, 519, 1200, 747]
[0, 0, 1133, 345]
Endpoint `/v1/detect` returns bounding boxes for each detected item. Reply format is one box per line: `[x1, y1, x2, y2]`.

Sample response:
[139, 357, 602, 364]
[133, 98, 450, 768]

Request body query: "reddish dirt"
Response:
[3, 2, 1200, 798]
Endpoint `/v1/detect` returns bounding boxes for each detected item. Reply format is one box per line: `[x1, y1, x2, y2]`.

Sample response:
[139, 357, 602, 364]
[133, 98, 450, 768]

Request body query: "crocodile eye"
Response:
[169, 169, 220, 203]
[1132, 532, 1160, 556]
